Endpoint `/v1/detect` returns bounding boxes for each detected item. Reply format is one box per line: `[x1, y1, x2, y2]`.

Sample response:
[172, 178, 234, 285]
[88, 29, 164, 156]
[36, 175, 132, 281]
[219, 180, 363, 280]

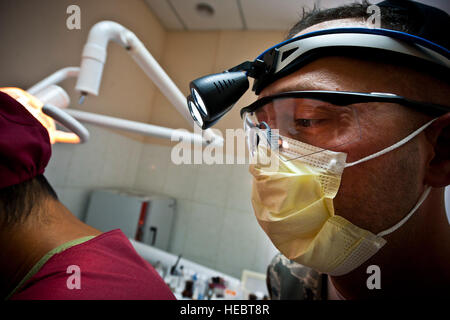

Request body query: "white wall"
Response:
[45, 124, 143, 219]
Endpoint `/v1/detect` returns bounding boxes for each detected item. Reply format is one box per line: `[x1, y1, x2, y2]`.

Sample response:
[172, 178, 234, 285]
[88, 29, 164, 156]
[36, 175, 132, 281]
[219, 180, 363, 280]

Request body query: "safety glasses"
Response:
[242, 90, 449, 160]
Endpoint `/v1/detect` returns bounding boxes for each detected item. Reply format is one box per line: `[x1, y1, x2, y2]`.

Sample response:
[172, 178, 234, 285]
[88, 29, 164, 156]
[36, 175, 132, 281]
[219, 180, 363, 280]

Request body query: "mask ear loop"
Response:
[377, 186, 431, 237]
[345, 119, 437, 168]
[343, 119, 436, 238]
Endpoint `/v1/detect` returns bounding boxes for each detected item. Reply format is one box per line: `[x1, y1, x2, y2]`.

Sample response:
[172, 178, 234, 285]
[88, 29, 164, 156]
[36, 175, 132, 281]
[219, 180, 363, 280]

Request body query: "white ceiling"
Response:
[144, 0, 449, 31]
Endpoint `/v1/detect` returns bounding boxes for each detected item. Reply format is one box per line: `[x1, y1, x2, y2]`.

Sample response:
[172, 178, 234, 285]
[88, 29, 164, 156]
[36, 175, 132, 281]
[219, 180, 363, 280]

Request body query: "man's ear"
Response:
[424, 113, 450, 187]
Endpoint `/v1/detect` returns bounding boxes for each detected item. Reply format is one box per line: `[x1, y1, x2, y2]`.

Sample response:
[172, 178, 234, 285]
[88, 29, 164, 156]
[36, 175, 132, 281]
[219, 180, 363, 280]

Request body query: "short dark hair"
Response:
[0, 175, 58, 226]
[287, 0, 448, 46]
[285, 0, 449, 83]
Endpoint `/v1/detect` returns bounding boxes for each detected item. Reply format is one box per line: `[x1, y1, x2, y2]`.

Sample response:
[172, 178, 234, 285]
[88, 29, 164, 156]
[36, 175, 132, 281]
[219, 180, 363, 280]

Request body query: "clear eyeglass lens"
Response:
[192, 88, 208, 116]
[244, 97, 361, 158]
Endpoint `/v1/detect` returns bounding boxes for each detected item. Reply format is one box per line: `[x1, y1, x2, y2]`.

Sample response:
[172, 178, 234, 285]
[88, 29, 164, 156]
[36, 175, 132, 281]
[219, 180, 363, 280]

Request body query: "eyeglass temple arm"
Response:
[241, 91, 449, 117]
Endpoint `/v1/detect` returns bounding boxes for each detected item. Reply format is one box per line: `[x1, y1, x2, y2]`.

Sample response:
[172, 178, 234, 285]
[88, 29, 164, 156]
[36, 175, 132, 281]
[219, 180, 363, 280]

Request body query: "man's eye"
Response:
[295, 119, 316, 127]
[288, 118, 328, 137]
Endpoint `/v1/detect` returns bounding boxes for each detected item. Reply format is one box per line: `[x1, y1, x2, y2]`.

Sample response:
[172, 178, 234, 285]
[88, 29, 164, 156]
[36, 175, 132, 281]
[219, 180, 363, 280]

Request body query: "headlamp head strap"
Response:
[250, 28, 450, 94]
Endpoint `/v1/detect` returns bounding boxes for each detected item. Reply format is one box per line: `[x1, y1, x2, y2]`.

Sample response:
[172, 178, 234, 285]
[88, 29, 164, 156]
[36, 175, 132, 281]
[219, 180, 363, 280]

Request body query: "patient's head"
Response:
[0, 91, 54, 226]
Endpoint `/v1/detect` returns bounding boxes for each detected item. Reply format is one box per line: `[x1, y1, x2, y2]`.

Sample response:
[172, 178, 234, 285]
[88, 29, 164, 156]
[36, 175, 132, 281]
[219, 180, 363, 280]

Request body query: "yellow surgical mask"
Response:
[250, 121, 434, 276]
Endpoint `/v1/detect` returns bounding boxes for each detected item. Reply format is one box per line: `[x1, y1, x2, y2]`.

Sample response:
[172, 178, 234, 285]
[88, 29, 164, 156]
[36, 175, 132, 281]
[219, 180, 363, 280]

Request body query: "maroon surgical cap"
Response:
[0, 91, 51, 189]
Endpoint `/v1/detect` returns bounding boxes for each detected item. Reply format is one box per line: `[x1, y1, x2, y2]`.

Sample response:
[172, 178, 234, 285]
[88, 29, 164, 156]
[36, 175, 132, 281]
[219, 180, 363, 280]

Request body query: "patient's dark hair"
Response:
[0, 175, 58, 226]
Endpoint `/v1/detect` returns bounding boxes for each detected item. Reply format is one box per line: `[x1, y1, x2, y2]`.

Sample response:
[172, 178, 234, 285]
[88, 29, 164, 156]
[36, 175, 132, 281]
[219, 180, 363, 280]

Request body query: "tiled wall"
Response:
[45, 125, 143, 220]
[134, 143, 278, 278]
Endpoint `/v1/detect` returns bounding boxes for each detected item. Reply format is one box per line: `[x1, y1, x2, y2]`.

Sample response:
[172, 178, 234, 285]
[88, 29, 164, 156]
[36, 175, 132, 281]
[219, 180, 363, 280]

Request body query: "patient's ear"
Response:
[424, 113, 450, 187]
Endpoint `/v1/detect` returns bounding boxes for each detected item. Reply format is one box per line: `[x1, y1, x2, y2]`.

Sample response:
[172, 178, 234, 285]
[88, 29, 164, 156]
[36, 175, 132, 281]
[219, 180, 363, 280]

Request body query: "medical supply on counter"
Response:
[170, 254, 183, 275]
[153, 261, 166, 279]
[182, 280, 194, 298]
[130, 240, 245, 299]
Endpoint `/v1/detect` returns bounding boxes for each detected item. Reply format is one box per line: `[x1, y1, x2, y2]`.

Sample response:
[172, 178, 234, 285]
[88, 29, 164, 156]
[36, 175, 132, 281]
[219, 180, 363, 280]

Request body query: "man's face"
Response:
[258, 19, 435, 234]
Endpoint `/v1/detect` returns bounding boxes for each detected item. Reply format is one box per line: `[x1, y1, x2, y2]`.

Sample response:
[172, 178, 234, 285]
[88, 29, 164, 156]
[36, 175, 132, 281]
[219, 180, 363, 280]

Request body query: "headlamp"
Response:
[187, 27, 449, 129]
[187, 70, 249, 129]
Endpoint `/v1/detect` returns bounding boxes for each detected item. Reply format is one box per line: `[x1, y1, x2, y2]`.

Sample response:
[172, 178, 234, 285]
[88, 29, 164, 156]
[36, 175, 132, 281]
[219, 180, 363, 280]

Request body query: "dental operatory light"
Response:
[72, 20, 222, 145]
[20, 21, 221, 146]
[0, 87, 89, 144]
[187, 27, 450, 129]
